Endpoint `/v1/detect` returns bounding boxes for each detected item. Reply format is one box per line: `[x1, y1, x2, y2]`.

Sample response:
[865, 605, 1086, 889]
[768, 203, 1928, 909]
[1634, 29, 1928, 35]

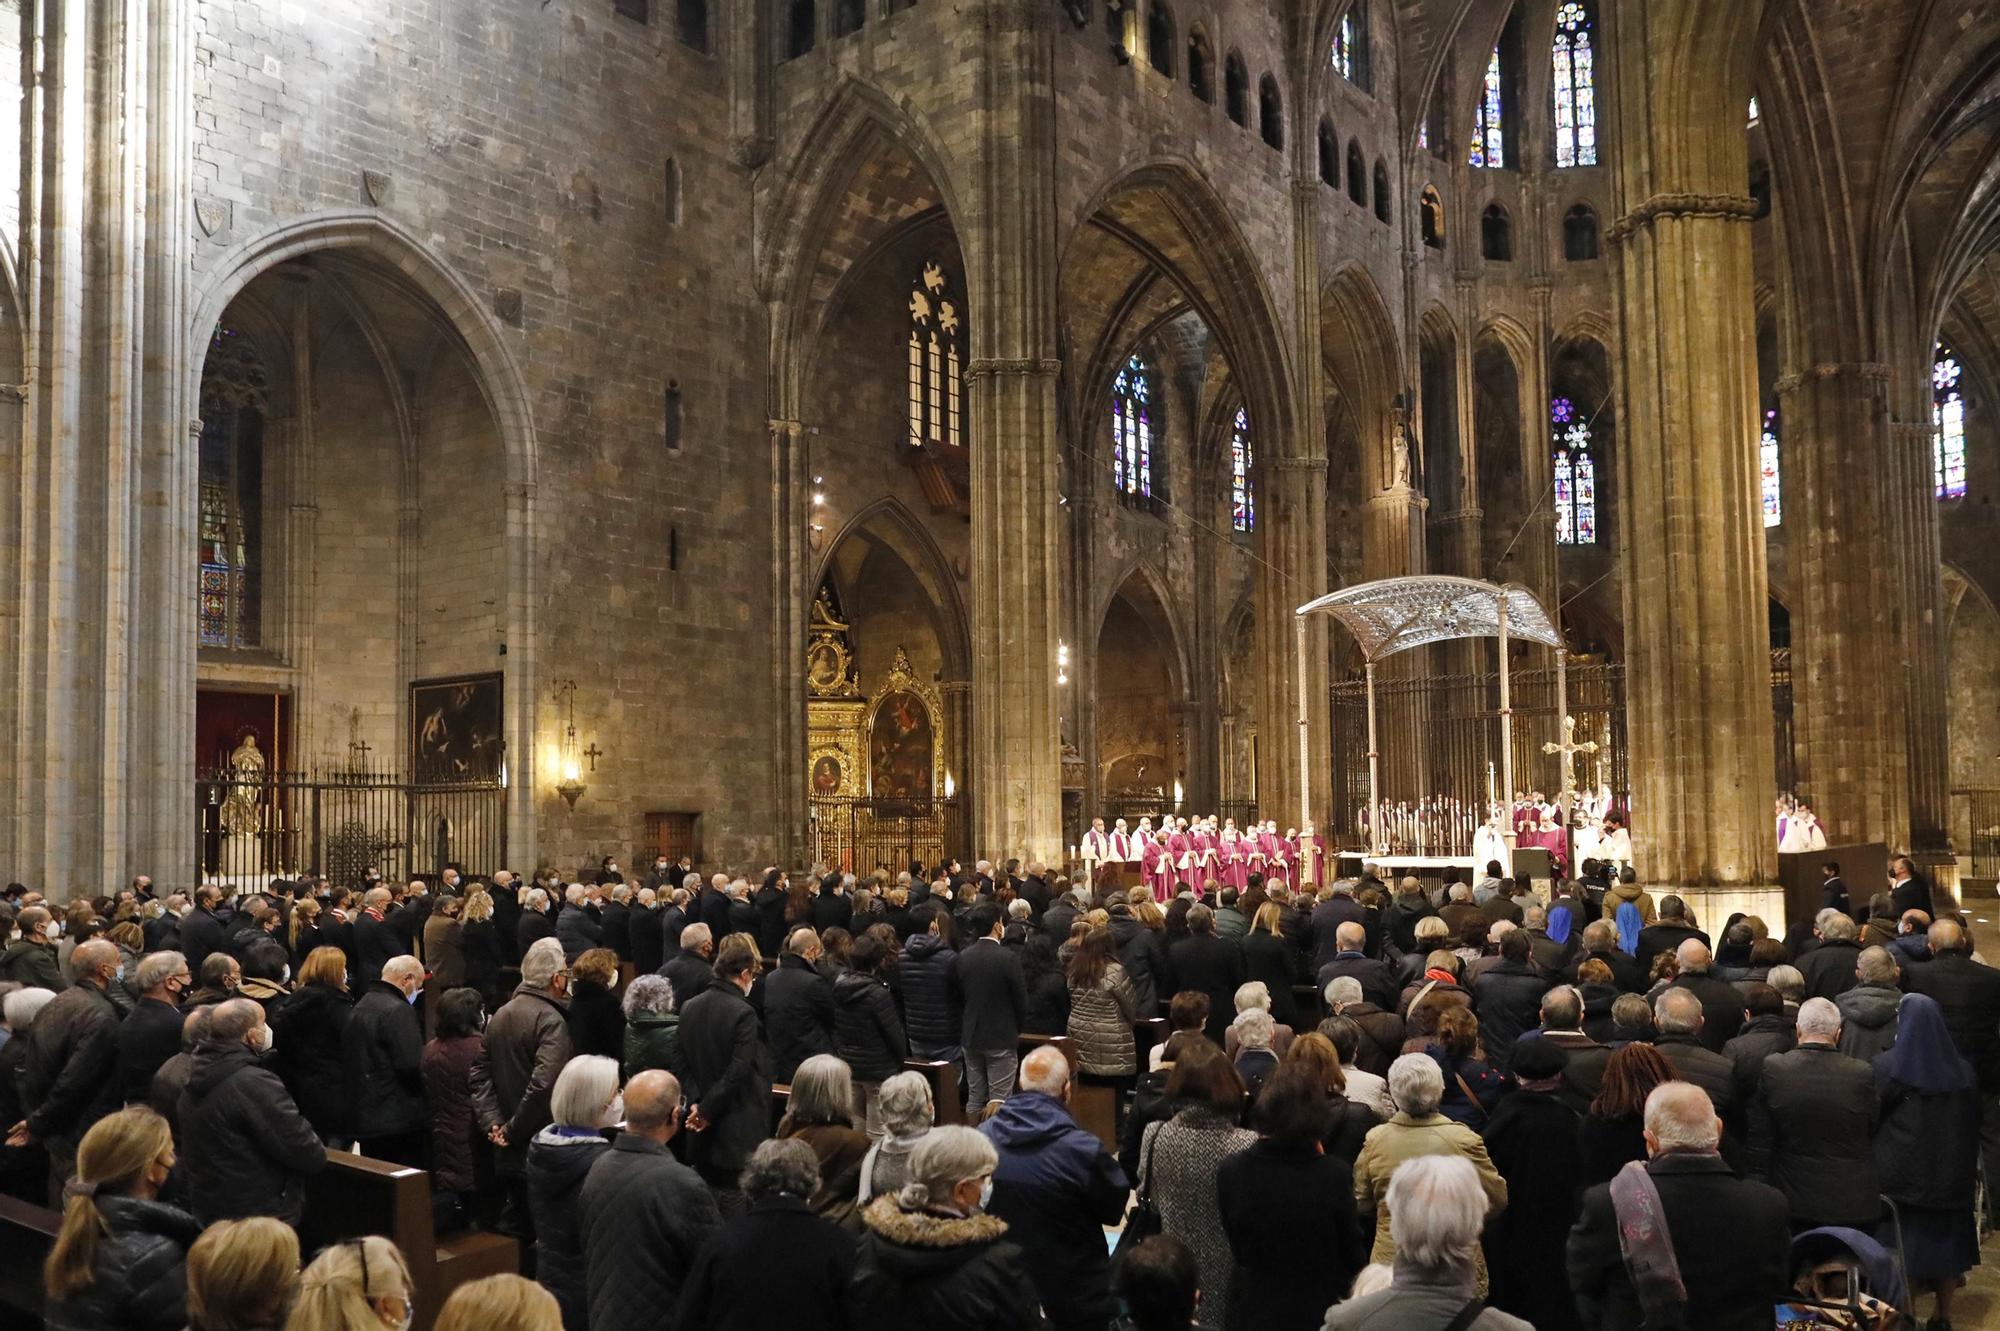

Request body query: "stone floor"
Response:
[1952, 1235, 2000, 1326]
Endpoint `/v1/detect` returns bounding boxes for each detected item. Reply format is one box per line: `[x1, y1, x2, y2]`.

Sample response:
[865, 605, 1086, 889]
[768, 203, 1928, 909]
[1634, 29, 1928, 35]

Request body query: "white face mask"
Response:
[256, 1026, 275, 1055]
[977, 1175, 994, 1211]
[281, 964, 291, 985]
[605, 1094, 625, 1126]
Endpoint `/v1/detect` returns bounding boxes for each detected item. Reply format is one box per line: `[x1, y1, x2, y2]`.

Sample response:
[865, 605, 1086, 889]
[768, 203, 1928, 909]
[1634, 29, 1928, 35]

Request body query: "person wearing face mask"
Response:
[116, 951, 192, 1105]
[526, 1055, 621, 1331]
[10, 938, 126, 1181]
[177, 997, 328, 1224]
[40, 1104, 197, 1331]
[852, 1124, 1037, 1330]
[0, 905, 68, 991]
[344, 955, 428, 1168]
[287, 1234, 415, 1331]
[471, 935, 575, 1242]
[270, 946, 356, 1146]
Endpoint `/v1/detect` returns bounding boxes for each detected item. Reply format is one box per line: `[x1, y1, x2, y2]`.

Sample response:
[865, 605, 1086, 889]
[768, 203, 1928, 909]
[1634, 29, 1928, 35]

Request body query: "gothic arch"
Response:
[1320, 262, 1403, 482]
[812, 496, 973, 683]
[1093, 559, 1194, 703]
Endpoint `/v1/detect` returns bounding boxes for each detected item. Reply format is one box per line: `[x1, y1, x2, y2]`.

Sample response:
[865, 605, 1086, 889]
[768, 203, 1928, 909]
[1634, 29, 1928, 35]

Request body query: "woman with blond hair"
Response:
[271, 944, 354, 1144]
[282, 1234, 412, 1331]
[459, 889, 505, 1007]
[287, 896, 325, 970]
[186, 1216, 300, 1331]
[435, 1274, 561, 1331]
[41, 1104, 195, 1331]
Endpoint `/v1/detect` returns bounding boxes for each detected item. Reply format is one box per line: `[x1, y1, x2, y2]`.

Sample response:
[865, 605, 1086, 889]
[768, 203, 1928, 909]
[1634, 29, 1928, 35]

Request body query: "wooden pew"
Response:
[1020, 1033, 1119, 1150]
[301, 1151, 517, 1330]
[0, 1192, 58, 1326]
[770, 1058, 965, 1129]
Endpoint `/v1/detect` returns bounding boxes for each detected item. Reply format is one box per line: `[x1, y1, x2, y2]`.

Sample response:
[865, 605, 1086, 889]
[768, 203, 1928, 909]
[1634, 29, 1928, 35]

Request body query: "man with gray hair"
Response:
[178, 995, 327, 1224]
[979, 1044, 1128, 1330]
[346, 955, 427, 1166]
[117, 949, 192, 1103]
[471, 934, 574, 1237]
[1835, 944, 1902, 1060]
[7, 938, 124, 1173]
[1325, 1155, 1531, 1330]
[1796, 907, 1863, 1000]
[516, 884, 557, 956]
[661, 920, 715, 1006]
[1651, 987, 1736, 1116]
[1750, 995, 1880, 1230]
[580, 1068, 721, 1327]
[1665, 937, 1747, 1050]
[1569, 1081, 1791, 1331]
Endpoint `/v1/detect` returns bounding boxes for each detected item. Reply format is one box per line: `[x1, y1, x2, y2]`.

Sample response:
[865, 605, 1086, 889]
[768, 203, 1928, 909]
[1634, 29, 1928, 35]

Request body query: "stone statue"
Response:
[219, 733, 265, 836]
[1390, 433, 1411, 489]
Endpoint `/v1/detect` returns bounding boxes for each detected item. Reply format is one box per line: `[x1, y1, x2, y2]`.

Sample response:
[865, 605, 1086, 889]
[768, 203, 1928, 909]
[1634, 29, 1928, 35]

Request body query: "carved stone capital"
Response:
[964, 357, 1063, 380]
[1270, 456, 1328, 473]
[1605, 192, 1758, 246]
[1773, 361, 1891, 396]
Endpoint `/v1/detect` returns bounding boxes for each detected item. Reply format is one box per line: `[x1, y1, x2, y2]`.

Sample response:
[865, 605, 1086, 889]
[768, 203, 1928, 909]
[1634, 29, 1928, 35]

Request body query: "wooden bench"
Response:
[0, 1192, 58, 1325]
[301, 1151, 517, 1329]
[771, 1058, 965, 1128]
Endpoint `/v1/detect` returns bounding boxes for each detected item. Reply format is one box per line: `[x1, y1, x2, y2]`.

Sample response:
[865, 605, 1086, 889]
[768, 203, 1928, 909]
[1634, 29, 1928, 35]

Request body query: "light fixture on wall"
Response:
[1173, 778, 1185, 809]
[944, 771, 955, 798]
[1056, 639, 1070, 687]
[552, 679, 594, 811]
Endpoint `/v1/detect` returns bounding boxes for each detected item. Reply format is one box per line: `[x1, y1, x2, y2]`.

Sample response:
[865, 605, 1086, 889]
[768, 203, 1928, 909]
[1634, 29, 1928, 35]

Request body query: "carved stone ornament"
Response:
[193, 196, 231, 239]
[494, 289, 523, 327]
[362, 170, 392, 207]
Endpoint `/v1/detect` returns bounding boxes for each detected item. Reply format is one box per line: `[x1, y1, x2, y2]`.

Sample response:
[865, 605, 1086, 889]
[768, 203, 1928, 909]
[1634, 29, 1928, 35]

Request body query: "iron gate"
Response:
[807, 796, 964, 876]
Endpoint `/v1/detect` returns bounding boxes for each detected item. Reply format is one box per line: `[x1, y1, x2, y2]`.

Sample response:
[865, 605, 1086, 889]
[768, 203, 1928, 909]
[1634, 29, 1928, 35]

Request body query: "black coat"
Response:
[833, 969, 908, 1082]
[1796, 937, 1863, 1001]
[600, 900, 632, 961]
[764, 952, 837, 1083]
[810, 889, 854, 935]
[1874, 1072, 1980, 1211]
[660, 949, 714, 1006]
[116, 997, 186, 1105]
[527, 1129, 612, 1330]
[556, 903, 604, 963]
[1575, 1111, 1647, 1190]
[1167, 933, 1245, 1046]
[270, 981, 353, 1139]
[351, 911, 400, 986]
[1722, 1014, 1795, 1108]
[1042, 899, 1080, 943]
[1481, 1088, 1583, 1331]
[1473, 960, 1550, 1071]
[584, 1127, 732, 1327]
[851, 1198, 1040, 1331]
[676, 982, 773, 1176]
[957, 938, 1028, 1053]
[1317, 952, 1399, 1012]
[1309, 895, 1372, 969]
[490, 884, 523, 962]
[343, 981, 426, 1138]
[1107, 914, 1168, 1016]
[566, 979, 625, 1060]
[517, 907, 557, 957]
[1567, 1153, 1792, 1331]
[1905, 951, 2000, 1090]
[18, 982, 122, 1155]
[1241, 932, 1302, 1029]
[39, 1196, 200, 1331]
[1565, 946, 1644, 994]
[899, 931, 961, 1052]
[179, 907, 226, 974]
[630, 905, 666, 976]
[1634, 922, 1708, 977]
[1890, 874, 1934, 918]
[753, 884, 790, 960]
[1750, 1043, 1880, 1226]
[178, 1041, 327, 1223]
[1655, 1034, 1737, 1117]
[462, 918, 505, 997]
[1023, 962, 1070, 1037]
[675, 1193, 845, 1331]
[1216, 1140, 1367, 1331]
[1670, 970, 1749, 1050]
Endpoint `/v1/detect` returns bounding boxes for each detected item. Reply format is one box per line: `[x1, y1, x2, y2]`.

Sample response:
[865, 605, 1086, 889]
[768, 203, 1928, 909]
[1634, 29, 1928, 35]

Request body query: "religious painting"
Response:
[812, 753, 845, 795]
[410, 673, 504, 783]
[870, 690, 935, 800]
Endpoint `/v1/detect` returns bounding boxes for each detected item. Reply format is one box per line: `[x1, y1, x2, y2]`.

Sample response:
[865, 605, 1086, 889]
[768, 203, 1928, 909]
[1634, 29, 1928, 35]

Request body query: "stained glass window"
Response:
[1112, 354, 1156, 499]
[907, 259, 962, 451]
[1748, 96, 1760, 124]
[1331, 0, 1367, 87]
[1935, 344, 1966, 499]
[1231, 407, 1255, 532]
[1551, 396, 1595, 545]
[1470, 46, 1504, 168]
[1761, 408, 1782, 527]
[1552, 2, 1596, 168]
[198, 326, 266, 651]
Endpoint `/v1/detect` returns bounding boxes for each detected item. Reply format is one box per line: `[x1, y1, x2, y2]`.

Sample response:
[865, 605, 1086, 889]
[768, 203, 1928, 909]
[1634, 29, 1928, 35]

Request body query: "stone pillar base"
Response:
[1674, 886, 1788, 937]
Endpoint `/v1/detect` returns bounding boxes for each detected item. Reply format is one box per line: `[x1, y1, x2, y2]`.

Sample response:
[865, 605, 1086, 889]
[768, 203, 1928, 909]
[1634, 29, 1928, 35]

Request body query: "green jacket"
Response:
[0, 940, 66, 991]
[622, 1009, 680, 1080]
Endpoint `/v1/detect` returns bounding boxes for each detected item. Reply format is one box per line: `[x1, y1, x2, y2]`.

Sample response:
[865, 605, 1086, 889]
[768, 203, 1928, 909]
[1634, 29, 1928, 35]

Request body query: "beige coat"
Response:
[1352, 1111, 1509, 1292]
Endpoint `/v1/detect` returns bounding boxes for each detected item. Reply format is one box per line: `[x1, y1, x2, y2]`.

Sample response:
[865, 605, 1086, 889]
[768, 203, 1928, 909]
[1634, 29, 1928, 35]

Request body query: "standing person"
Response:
[183, 1216, 300, 1331]
[833, 934, 908, 1138]
[269, 945, 353, 1145]
[677, 934, 773, 1207]
[959, 903, 1028, 1112]
[563, 947, 625, 1060]
[10, 939, 125, 1180]
[350, 887, 400, 987]
[1, 907, 67, 990]
[1239, 903, 1301, 1032]
[620, 973, 681, 1079]
[765, 926, 836, 1084]
[424, 892, 467, 994]
[1479, 1038, 1583, 1331]
[852, 1126, 1040, 1330]
[179, 887, 227, 976]
[1889, 855, 1934, 917]
[471, 936, 575, 1240]
[516, 887, 557, 957]
[344, 955, 428, 1167]
[1576, 1043, 1676, 1189]
[660, 922, 716, 1004]
[461, 889, 506, 1010]
[39, 1105, 195, 1331]
[980, 1046, 1130, 1331]
[900, 902, 963, 1069]
[1872, 993, 1981, 1330]
[1167, 905, 1244, 1047]
[424, 987, 490, 1225]
[576, 1067, 722, 1327]
[1903, 916, 2000, 1224]
[1137, 1040, 1256, 1331]
[177, 998, 328, 1224]
[674, 1137, 852, 1331]
[858, 1072, 936, 1203]
[1216, 1061, 1368, 1331]
[1066, 925, 1140, 1122]
[527, 1056, 620, 1331]
[116, 951, 190, 1105]
[1749, 997, 1879, 1230]
[777, 1054, 873, 1220]
[1567, 1083, 1792, 1331]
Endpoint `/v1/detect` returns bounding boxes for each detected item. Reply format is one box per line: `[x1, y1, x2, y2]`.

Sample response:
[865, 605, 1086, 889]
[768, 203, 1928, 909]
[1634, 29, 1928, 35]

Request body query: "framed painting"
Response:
[410, 673, 504, 783]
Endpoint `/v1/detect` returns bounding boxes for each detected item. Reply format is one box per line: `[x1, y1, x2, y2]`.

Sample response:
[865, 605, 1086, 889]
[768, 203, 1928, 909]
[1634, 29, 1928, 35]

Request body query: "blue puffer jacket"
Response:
[978, 1090, 1130, 1327]
[899, 931, 961, 1054]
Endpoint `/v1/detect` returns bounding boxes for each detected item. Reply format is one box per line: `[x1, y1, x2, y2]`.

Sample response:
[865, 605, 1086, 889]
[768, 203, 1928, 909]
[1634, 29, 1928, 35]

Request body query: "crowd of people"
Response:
[0, 848, 1992, 1330]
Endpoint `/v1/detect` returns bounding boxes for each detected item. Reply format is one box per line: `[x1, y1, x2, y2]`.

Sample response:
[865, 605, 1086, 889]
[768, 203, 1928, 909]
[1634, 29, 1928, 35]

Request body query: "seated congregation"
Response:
[0, 857, 1990, 1330]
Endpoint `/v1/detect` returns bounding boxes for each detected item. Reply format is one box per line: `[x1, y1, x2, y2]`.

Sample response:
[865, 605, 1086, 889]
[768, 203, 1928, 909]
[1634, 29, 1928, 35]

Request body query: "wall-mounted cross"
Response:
[583, 743, 604, 772]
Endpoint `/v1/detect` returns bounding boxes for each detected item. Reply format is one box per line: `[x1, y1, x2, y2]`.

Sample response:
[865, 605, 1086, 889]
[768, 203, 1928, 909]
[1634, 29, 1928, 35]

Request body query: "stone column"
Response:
[1888, 418, 1951, 860]
[1780, 363, 1910, 846]
[767, 416, 809, 865]
[7, 0, 195, 886]
[964, 0, 1062, 863]
[1606, 0, 1774, 896]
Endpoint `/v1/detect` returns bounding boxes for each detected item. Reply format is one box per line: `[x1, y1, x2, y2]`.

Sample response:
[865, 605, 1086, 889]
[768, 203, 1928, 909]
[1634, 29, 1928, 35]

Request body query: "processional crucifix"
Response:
[1542, 714, 1598, 864]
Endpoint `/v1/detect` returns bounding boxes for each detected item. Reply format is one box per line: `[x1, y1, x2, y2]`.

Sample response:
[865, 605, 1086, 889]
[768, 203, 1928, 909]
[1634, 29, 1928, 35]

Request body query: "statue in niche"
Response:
[1390, 432, 1411, 490]
[219, 733, 265, 836]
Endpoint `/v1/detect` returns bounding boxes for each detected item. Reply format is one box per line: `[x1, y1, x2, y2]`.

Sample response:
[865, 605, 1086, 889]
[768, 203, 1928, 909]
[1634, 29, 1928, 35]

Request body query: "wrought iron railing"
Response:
[807, 796, 964, 877]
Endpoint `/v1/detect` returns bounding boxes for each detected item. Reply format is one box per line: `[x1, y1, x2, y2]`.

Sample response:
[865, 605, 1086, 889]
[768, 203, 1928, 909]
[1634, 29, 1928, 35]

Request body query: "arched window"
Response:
[787, 0, 815, 56]
[1420, 186, 1444, 248]
[1319, 120, 1339, 187]
[1563, 203, 1599, 260]
[1112, 354, 1160, 500]
[1936, 343, 1967, 499]
[1551, 395, 1595, 545]
[1373, 160, 1391, 222]
[1331, 0, 1370, 91]
[1224, 51, 1249, 126]
[1147, 2, 1175, 76]
[1346, 140, 1365, 205]
[1258, 74, 1284, 149]
[1552, 2, 1597, 167]
[1187, 26, 1214, 101]
[676, 0, 709, 50]
[908, 260, 963, 451]
[832, 0, 863, 38]
[1760, 407, 1782, 527]
[1481, 203, 1512, 260]
[1231, 407, 1255, 532]
[199, 326, 267, 650]
[1470, 43, 1505, 167]
[1423, 85, 1447, 159]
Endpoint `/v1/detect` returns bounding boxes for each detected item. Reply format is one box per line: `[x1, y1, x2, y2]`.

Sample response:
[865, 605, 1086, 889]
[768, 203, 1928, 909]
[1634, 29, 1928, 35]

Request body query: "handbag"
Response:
[1112, 1123, 1164, 1262]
